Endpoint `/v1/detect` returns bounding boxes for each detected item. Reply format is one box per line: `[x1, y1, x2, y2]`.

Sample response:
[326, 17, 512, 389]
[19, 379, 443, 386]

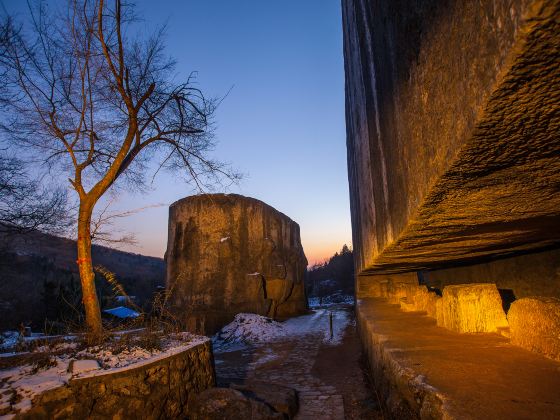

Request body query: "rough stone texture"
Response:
[358, 297, 560, 419]
[166, 194, 308, 335]
[189, 388, 283, 420]
[436, 283, 508, 333]
[421, 247, 560, 299]
[400, 284, 433, 314]
[16, 341, 215, 420]
[343, 0, 560, 274]
[508, 297, 560, 362]
[356, 272, 418, 299]
[231, 380, 299, 419]
[357, 273, 442, 318]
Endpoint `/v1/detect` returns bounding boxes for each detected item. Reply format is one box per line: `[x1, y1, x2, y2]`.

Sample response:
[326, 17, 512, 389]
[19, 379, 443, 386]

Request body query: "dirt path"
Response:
[214, 305, 382, 419]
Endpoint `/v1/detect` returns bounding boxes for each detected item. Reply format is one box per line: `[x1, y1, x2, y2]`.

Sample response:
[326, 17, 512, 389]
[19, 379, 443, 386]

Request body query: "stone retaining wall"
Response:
[17, 341, 215, 420]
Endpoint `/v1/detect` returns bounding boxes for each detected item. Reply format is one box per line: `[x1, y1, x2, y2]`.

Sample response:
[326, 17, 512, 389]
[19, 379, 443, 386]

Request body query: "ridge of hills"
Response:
[0, 229, 165, 331]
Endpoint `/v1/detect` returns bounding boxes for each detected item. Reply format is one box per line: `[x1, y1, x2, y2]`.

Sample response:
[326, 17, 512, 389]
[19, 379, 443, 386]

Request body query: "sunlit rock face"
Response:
[436, 284, 508, 333]
[342, 0, 560, 274]
[166, 194, 308, 335]
[508, 297, 560, 362]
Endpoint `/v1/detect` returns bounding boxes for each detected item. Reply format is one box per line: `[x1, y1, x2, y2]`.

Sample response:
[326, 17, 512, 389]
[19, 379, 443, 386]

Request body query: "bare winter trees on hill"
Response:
[0, 155, 69, 235]
[0, 15, 68, 235]
[0, 0, 238, 334]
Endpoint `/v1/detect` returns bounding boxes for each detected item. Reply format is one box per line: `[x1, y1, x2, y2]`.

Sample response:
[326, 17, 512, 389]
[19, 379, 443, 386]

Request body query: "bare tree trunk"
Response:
[77, 201, 103, 335]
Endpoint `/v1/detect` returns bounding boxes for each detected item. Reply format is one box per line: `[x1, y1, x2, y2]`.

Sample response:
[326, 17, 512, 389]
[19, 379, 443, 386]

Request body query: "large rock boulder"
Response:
[231, 380, 299, 419]
[436, 284, 508, 333]
[166, 194, 308, 335]
[508, 297, 560, 362]
[189, 388, 283, 420]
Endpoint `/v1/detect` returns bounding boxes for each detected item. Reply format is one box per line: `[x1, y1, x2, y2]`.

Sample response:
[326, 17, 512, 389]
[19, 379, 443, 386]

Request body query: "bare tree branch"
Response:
[0, 0, 240, 334]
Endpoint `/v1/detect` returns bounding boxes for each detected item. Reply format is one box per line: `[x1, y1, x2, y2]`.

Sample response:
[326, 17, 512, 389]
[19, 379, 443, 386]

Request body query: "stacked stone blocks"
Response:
[15, 341, 215, 420]
[359, 275, 560, 361]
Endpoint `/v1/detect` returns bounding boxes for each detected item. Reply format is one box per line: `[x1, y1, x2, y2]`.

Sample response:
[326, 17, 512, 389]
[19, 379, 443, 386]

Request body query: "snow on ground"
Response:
[0, 332, 207, 418]
[214, 313, 286, 345]
[308, 294, 354, 308]
[213, 307, 351, 352]
[0, 332, 47, 352]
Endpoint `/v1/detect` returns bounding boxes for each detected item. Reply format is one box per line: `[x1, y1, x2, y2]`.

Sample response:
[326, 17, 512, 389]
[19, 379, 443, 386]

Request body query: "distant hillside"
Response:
[0, 230, 165, 331]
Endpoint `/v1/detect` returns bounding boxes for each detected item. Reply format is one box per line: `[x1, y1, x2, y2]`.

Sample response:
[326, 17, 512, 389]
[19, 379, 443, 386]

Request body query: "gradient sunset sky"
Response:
[6, 0, 351, 265]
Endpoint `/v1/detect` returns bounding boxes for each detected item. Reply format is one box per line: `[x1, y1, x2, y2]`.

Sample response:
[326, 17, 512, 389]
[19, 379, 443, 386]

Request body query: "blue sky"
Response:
[5, 0, 351, 264]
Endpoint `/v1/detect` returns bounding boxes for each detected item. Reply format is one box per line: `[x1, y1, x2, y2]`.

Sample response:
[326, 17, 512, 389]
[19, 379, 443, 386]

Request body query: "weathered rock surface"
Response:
[421, 248, 560, 299]
[189, 388, 283, 420]
[343, 0, 560, 274]
[166, 194, 308, 335]
[358, 297, 560, 419]
[508, 297, 560, 362]
[231, 380, 299, 419]
[436, 283, 508, 333]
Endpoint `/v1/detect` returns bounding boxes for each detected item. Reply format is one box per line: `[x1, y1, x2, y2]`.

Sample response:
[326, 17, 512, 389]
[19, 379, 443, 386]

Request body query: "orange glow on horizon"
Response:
[303, 241, 352, 268]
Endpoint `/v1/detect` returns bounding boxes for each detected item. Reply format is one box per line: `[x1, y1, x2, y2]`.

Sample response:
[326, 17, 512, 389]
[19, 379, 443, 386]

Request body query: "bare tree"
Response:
[0, 15, 70, 236]
[89, 199, 165, 247]
[0, 153, 69, 235]
[0, 1, 238, 334]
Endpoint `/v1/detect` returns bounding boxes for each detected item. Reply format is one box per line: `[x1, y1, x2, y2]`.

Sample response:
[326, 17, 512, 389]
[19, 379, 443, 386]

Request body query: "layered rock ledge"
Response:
[343, 0, 560, 273]
[166, 194, 308, 335]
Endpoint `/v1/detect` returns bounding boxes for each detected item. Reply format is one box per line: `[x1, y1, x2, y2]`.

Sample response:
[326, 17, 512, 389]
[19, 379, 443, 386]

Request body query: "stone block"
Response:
[189, 388, 283, 420]
[508, 297, 560, 362]
[426, 293, 440, 319]
[378, 281, 389, 299]
[231, 380, 298, 419]
[399, 284, 434, 313]
[67, 359, 100, 375]
[356, 275, 382, 298]
[436, 284, 508, 333]
[387, 282, 408, 305]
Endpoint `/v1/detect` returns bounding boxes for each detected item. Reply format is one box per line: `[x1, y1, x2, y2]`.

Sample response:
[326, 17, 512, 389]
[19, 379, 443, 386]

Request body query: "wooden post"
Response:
[329, 311, 334, 340]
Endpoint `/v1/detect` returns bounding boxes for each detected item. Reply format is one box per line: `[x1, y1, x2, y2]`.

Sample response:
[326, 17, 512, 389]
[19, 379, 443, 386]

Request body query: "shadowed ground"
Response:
[214, 305, 381, 419]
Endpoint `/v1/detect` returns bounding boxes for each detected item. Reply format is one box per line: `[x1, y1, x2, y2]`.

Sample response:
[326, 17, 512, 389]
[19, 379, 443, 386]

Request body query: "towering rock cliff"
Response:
[166, 194, 308, 335]
[344, 3, 560, 415]
[343, 0, 560, 275]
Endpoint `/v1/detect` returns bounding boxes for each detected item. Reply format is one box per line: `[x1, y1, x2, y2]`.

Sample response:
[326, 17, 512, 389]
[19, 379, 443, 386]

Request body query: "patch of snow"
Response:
[69, 359, 99, 374]
[214, 314, 285, 347]
[0, 331, 58, 352]
[33, 341, 78, 354]
[213, 309, 351, 352]
[77, 346, 158, 370]
[0, 361, 69, 417]
[308, 294, 354, 308]
[0, 331, 20, 351]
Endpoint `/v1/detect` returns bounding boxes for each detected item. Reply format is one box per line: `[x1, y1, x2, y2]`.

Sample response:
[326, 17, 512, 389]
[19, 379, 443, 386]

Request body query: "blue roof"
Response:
[103, 306, 140, 319]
